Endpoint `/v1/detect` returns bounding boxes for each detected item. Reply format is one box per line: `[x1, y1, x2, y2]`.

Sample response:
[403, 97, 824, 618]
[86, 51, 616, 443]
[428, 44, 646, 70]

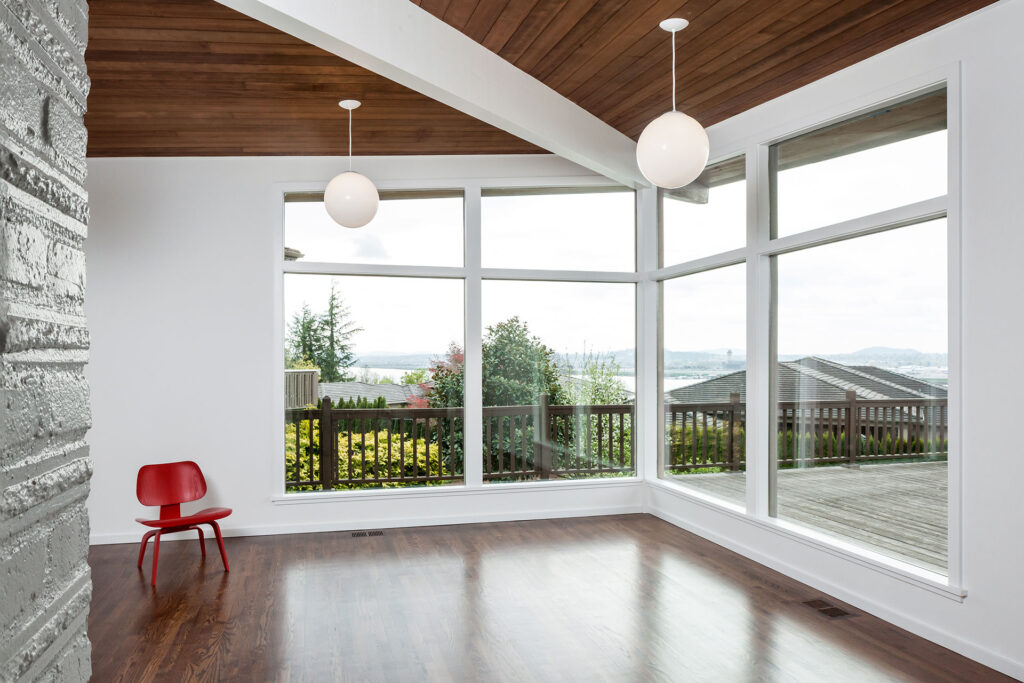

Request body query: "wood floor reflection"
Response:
[88, 515, 1007, 682]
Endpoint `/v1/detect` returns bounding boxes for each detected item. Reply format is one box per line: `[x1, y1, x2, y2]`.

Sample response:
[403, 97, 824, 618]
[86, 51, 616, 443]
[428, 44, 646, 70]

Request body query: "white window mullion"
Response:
[747, 144, 772, 518]
[635, 186, 659, 482]
[463, 183, 484, 488]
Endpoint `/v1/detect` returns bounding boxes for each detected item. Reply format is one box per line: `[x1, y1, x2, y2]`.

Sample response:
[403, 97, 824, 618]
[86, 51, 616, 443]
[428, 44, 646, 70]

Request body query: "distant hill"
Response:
[355, 353, 437, 369]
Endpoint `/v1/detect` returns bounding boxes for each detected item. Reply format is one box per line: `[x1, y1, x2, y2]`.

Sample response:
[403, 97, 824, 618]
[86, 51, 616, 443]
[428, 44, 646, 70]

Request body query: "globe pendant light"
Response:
[324, 99, 379, 228]
[636, 18, 709, 189]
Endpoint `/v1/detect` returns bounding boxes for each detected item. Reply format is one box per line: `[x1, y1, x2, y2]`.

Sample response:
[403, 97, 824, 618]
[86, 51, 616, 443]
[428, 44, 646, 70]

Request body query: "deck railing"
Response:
[285, 396, 635, 491]
[665, 392, 948, 473]
[483, 395, 634, 481]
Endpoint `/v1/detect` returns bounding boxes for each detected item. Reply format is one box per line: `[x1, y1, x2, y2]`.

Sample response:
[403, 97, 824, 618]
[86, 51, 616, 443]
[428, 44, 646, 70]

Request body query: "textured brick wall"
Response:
[0, 0, 92, 680]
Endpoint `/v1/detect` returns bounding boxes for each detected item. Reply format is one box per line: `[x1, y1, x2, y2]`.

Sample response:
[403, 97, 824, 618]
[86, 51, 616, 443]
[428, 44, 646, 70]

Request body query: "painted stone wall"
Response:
[0, 0, 92, 680]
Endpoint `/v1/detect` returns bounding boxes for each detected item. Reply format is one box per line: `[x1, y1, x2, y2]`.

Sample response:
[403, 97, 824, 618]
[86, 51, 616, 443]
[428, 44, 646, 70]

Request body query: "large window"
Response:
[656, 84, 953, 578]
[282, 190, 466, 492]
[661, 157, 746, 265]
[773, 89, 946, 237]
[768, 87, 950, 574]
[482, 188, 635, 271]
[285, 190, 463, 266]
[772, 221, 948, 572]
[481, 280, 636, 483]
[281, 185, 636, 493]
[658, 156, 748, 506]
[662, 265, 746, 506]
[283, 273, 465, 490]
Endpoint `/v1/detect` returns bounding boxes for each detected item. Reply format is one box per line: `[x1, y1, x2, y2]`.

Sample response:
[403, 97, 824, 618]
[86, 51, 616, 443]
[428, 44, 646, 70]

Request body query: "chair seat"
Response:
[136, 506, 232, 528]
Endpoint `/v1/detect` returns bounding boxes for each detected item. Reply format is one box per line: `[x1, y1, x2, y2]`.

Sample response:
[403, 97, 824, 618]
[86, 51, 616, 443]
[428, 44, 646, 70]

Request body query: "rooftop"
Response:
[665, 357, 947, 404]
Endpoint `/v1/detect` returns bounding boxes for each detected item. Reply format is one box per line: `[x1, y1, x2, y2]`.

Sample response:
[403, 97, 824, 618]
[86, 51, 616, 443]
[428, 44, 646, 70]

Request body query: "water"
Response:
[354, 367, 702, 394]
[351, 367, 410, 383]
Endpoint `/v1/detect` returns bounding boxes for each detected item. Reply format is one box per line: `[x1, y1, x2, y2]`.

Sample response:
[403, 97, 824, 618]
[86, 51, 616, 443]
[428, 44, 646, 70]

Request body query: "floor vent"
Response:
[351, 530, 384, 538]
[351, 531, 367, 537]
[803, 599, 853, 618]
[367, 530, 385, 537]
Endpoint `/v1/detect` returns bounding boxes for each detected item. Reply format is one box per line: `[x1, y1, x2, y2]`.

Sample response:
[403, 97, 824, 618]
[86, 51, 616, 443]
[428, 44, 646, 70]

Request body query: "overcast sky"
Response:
[284, 130, 948, 362]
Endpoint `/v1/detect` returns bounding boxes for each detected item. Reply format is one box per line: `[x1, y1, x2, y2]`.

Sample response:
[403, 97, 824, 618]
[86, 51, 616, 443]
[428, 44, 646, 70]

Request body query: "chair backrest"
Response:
[137, 461, 208, 507]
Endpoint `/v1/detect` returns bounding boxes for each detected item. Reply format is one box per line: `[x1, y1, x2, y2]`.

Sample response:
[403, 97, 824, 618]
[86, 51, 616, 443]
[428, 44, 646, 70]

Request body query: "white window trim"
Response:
[650, 62, 964, 594]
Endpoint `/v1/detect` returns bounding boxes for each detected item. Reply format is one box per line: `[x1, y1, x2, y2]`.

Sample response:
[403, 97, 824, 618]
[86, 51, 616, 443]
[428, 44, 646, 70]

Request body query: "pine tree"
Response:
[285, 281, 362, 382]
[318, 282, 362, 382]
[286, 304, 321, 369]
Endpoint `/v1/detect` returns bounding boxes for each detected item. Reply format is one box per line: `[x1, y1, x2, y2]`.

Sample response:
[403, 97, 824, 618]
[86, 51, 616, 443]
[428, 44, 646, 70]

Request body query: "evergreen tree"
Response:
[319, 282, 361, 382]
[285, 281, 362, 382]
[286, 304, 321, 369]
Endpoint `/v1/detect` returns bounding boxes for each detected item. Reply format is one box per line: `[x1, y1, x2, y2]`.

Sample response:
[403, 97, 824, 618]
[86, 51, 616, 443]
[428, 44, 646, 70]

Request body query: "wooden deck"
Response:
[671, 462, 947, 573]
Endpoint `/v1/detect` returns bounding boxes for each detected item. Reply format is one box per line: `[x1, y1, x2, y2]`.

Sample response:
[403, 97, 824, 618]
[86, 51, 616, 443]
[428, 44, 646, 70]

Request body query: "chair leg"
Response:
[137, 530, 157, 568]
[195, 526, 206, 557]
[151, 531, 162, 587]
[209, 521, 229, 572]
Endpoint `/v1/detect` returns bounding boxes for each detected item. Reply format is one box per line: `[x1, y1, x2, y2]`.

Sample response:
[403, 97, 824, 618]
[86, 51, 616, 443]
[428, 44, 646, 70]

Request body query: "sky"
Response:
[284, 130, 948, 365]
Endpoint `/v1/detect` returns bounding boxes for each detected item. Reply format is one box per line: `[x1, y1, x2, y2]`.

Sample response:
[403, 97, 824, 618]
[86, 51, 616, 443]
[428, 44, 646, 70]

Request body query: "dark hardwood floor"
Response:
[88, 515, 1008, 682]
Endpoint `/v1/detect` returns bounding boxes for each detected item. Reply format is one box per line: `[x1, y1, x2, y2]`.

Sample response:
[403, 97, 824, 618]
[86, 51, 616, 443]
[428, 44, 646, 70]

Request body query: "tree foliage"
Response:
[400, 368, 430, 385]
[483, 317, 564, 406]
[285, 281, 362, 382]
[426, 318, 565, 408]
[560, 351, 628, 406]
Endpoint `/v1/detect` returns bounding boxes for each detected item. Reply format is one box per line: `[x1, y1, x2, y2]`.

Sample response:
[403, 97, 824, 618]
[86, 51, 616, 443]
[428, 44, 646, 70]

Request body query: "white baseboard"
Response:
[88, 503, 643, 545]
[646, 504, 1024, 682]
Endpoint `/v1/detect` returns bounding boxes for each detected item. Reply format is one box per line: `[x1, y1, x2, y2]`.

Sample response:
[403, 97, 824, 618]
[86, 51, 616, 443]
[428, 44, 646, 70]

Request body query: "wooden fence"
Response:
[284, 369, 319, 409]
[665, 392, 948, 473]
[482, 395, 634, 481]
[285, 396, 635, 491]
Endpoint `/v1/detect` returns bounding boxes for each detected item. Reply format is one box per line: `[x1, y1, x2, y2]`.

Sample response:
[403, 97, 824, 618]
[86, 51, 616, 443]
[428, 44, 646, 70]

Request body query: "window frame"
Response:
[273, 175, 643, 502]
[650, 64, 963, 595]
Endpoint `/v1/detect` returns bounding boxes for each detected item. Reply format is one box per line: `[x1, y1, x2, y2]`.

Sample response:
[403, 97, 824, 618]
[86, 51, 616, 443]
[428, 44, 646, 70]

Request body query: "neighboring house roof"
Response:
[319, 382, 430, 406]
[665, 357, 946, 404]
[849, 365, 948, 398]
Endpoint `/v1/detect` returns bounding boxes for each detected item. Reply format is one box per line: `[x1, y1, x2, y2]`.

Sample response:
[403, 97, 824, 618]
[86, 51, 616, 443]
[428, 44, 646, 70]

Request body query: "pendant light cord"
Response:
[671, 30, 677, 111]
[348, 107, 353, 171]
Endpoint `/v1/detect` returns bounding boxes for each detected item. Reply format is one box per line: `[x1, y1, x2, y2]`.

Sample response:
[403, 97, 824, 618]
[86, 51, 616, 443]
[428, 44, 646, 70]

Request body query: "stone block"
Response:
[1, 0, 92, 678]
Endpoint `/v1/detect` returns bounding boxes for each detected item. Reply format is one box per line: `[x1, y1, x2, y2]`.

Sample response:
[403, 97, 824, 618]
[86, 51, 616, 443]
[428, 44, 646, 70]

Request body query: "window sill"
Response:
[646, 477, 965, 602]
[273, 475, 641, 505]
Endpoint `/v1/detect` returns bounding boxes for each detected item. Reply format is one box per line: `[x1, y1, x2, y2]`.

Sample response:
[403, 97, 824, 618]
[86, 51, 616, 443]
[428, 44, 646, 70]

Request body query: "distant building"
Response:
[665, 357, 947, 404]
[319, 381, 431, 408]
[285, 368, 320, 409]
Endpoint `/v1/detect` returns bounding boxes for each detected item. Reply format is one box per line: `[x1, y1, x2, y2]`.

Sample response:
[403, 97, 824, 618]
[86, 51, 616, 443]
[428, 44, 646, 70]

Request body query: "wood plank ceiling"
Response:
[86, 0, 997, 157]
[85, 0, 540, 156]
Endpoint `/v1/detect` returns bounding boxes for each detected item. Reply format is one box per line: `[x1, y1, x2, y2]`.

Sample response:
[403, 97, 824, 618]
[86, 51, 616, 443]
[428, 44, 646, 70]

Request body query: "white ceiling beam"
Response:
[214, 0, 646, 188]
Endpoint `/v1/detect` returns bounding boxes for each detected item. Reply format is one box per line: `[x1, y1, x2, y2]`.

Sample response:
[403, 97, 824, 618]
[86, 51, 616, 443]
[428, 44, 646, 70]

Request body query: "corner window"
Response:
[768, 87, 950, 574]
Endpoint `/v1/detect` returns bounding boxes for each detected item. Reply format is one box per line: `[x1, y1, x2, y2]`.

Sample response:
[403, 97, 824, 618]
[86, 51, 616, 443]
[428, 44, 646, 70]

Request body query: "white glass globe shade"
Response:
[636, 111, 710, 189]
[324, 171, 379, 228]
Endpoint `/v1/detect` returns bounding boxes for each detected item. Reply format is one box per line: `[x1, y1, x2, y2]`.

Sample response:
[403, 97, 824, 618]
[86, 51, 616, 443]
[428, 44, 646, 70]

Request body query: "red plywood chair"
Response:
[135, 461, 231, 586]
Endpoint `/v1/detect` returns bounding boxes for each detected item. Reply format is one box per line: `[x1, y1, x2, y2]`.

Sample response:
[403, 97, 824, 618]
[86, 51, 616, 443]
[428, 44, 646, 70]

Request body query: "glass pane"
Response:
[284, 191, 463, 266]
[283, 274, 465, 491]
[773, 220, 948, 573]
[662, 156, 746, 266]
[661, 265, 746, 506]
[481, 188, 635, 271]
[773, 89, 946, 237]
[480, 280, 636, 483]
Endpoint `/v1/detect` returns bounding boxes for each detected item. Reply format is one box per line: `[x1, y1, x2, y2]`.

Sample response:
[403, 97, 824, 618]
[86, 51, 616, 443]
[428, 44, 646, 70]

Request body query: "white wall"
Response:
[646, 1, 1024, 677]
[86, 1, 1024, 677]
[85, 154, 643, 544]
